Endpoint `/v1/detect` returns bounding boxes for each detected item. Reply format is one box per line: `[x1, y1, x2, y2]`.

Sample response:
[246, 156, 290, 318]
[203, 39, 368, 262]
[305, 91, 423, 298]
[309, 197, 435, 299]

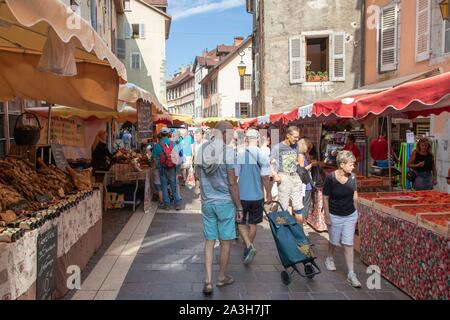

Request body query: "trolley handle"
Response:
[263, 201, 285, 217]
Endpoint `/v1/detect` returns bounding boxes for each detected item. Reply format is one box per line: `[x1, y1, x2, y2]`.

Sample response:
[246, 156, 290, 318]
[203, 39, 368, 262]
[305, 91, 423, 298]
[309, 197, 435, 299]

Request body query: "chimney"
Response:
[234, 36, 244, 46]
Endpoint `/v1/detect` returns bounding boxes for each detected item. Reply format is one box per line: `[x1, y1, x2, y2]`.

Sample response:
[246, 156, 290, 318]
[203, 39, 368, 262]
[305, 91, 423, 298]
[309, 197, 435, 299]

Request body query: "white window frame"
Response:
[415, 0, 431, 62]
[131, 24, 142, 39]
[130, 52, 141, 70]
[295, 30, 345, 84]
[124, 0, 131, 11]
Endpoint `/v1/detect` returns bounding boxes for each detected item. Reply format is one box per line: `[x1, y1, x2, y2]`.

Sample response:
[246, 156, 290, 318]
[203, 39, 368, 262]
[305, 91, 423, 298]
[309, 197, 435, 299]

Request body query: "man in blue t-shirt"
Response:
[195, 121, 243, 295]
[152, 127, 182, 210]
[236, 129, 272, 265]
[179, 128, 194, 186]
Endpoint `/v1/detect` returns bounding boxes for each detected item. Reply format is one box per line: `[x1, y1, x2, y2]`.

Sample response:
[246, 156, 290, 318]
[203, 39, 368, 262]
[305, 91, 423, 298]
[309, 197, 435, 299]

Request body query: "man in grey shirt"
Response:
[271, 126, 304, 220]
[195, 121, 243, 295]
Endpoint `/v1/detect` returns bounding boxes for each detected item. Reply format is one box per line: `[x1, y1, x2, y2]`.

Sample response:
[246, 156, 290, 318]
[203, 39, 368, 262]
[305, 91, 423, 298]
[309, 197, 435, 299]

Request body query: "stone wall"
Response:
[262, 0, 363, 114]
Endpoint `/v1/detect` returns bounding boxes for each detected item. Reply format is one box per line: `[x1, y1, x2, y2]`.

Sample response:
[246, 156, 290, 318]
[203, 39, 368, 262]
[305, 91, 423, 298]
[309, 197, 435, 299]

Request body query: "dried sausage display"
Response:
[0, 157, 94, 242]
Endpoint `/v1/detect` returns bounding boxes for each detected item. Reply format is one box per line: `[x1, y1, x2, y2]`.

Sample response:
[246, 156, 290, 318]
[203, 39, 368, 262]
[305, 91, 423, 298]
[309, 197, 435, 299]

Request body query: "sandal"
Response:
[216, 275, 235, 287]
[202, 283, 213, 295]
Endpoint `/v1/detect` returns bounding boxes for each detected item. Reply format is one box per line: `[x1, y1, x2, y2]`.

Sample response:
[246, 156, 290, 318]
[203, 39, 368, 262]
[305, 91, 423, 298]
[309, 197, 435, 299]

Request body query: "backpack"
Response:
[159, 142, 176, 169]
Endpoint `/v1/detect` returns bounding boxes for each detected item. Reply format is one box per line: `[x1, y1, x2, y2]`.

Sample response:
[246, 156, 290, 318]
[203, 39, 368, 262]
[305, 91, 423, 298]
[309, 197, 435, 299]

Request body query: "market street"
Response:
[70, 187, 410, 300]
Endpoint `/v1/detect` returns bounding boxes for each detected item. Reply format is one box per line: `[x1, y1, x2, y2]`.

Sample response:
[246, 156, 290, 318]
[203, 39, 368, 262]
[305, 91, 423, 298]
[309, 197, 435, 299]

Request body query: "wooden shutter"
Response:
[254, 52, 260, 93]
[380, 4, 398, 72]
[117, 39, 126, 59]
[330, 32, 346, 81]
[289, 36, 305, 84]
[124, 22, 132, 39]
[416, 0, 431, 62]
[235, 103, 240, 118]
[90, 0, 97, 31]
[140, 23, 146, 39]
[445, 20, 450, 54]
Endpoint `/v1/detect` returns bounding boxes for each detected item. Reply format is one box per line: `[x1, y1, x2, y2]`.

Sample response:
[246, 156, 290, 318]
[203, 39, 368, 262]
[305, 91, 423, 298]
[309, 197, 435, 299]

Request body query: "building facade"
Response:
[200, 37, 253, 118]
[117, 0, 171, 106]
[166, 66, 195, 115]
[193, 52, 219, 118]
[65, 0, 121, 50]
[246, 0, 364, 116]
[364, 0, 450, 191]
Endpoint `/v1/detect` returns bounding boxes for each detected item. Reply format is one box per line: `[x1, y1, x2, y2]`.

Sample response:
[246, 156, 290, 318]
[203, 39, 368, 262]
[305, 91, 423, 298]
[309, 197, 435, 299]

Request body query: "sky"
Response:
[166, 0, 252, 79]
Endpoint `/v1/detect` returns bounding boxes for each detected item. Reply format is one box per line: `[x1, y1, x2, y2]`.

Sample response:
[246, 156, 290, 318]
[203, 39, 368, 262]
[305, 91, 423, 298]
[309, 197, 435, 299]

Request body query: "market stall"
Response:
[0, 0, 128, 300]
[0, 157, 101, 300]
[357, 190, 449, 300]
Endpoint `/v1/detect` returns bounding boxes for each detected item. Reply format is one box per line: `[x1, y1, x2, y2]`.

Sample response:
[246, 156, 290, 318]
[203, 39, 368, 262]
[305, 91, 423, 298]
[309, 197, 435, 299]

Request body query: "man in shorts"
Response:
[195, 121, 243, 295]
[270, 126, 304, 218]
[236, 129, 272, 265]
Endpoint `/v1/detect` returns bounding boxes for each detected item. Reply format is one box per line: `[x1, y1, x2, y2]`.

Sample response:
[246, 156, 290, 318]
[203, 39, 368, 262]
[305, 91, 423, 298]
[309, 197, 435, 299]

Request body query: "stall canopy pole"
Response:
[4, 101, 10, 154]
[387, 116, 392, 192]
[47, 105, 52, 145]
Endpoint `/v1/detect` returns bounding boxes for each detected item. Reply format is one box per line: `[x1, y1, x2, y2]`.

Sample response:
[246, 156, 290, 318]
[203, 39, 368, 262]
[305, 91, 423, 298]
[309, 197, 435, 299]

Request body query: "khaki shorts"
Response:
[182, 156, 193, 169]
[277, 173, 304, 212]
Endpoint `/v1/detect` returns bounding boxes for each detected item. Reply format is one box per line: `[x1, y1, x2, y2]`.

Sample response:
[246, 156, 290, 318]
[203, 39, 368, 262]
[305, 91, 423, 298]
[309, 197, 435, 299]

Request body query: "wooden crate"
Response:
[417, 213, 450, 238]
[389, 203, 450, 225]
[357, 193, 378, 207]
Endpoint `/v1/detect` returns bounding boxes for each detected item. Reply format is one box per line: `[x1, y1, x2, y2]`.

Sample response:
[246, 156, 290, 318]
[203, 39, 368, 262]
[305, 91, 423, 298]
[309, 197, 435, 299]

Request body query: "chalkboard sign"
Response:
[37, 226, 57, 300]
[137, 100, 153, 142]
[51, 143, 69, 171]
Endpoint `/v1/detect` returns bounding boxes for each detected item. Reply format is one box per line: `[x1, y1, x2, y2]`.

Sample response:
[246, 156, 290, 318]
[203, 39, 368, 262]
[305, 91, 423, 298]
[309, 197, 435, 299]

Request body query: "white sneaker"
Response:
[325, 257, 336, 271]
[347, 272, 362, 288]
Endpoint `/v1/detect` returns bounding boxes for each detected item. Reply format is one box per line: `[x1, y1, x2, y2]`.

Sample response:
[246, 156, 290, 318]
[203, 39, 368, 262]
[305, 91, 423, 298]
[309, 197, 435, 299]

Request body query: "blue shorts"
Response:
[202, 202, 236, 241]
[153, 183, 162, 193]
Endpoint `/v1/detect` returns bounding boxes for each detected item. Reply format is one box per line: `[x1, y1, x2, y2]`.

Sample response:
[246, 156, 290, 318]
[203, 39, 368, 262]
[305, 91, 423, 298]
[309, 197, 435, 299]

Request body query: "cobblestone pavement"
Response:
[63, 208, 134, 300]
[115, 186, 411, 300]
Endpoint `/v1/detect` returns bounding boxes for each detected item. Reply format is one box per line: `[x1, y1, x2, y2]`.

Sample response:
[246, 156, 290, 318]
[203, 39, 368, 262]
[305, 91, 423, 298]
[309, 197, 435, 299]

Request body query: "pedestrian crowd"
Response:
[147, 122, 440, 295]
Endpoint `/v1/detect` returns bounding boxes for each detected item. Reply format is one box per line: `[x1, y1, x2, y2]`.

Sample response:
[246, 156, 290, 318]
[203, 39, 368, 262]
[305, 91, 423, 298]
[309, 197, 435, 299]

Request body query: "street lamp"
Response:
[440, 0, 450, 20]
[237, 51, 246, 77]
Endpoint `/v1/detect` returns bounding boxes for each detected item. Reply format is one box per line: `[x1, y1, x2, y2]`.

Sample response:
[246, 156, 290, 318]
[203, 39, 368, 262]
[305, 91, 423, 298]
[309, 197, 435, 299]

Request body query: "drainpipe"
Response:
[360, 0, 366, 87]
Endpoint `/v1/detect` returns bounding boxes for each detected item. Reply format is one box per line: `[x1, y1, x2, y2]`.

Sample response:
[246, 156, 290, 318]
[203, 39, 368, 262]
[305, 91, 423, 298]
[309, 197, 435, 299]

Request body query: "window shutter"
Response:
[415, 0, 431, 62]
[445, 20, 450, 54]
[254, 52, 260, 93]
[289, 36, 305, 84]
[330, 32, 346, 81]
[235, 103, 240, 118]
[380, 4, 398, 72]
[117, 39, 126, 59]
[124, 22, 132, 39]
[140, 23, 146, 39]
[255, 0, 259, 20]
[90, 0, 98, 31]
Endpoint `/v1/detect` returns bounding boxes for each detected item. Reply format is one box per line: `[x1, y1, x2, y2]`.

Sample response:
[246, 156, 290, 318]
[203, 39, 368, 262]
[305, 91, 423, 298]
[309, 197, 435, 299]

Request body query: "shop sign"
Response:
[37, 226, 57, 300]
[39, 116, 85, 147]
[137, 100, 152, 141]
